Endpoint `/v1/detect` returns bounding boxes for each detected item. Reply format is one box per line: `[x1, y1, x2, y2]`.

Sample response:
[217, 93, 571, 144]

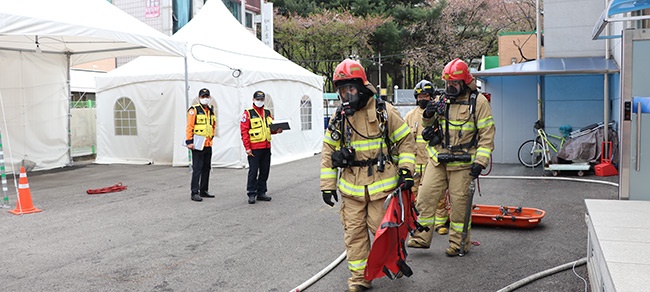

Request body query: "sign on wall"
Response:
[145, 0, 160, 18]
[261, 2, 273, 48]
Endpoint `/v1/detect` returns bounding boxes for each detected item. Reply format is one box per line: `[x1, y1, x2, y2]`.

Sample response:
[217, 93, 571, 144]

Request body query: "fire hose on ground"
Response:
[288, 176, 616, 292]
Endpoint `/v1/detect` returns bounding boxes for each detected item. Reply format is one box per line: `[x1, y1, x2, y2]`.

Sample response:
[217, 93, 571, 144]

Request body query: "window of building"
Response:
[222, 0, 241, 22]
[114, 97, 138, 136]
[173, 0, 192, 33]
[245, 12, 253, 28]
[638, 8, 650, 28]
[300, 96, 312, 131]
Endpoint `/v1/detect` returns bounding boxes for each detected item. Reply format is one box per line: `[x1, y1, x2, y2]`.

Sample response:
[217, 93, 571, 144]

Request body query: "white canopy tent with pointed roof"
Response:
[0, 0, 186, 172]
[95, 0, 324, 168]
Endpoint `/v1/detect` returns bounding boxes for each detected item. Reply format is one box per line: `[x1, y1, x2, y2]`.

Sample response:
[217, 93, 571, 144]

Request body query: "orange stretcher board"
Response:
[471, 204, 546, 229]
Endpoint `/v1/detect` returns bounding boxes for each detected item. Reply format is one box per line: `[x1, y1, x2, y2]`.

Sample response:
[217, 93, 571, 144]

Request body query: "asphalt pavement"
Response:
[0, 155, 618, 292]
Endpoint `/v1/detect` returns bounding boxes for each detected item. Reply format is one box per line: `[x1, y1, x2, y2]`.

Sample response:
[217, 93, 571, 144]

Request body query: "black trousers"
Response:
[247, 148, 271, 196]
[191, 146, 212, 195]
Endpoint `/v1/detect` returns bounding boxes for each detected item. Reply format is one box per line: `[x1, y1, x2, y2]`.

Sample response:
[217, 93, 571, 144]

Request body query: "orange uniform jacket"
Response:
[185, 104, 216, 147]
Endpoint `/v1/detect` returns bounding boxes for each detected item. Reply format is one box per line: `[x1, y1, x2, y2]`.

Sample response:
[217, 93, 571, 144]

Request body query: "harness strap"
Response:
[349, 158, 379, 167]
[349, 158, 380, 176]
[442, 91, 479, 152]
[447, 140, 476, 152]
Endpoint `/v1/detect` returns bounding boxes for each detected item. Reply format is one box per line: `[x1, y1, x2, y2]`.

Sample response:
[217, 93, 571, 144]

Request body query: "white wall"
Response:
[545, 0, 606, 57]
[482, 76, 540, 164]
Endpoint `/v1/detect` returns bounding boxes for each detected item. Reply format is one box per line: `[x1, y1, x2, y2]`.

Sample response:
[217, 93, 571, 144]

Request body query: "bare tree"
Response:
[403, 0, 540, 84]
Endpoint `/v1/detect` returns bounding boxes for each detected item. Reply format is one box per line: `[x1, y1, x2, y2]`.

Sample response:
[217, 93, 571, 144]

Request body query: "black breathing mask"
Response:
[445, 85, 459, 97]
[337, 82, 373, 116]
[417, 99, 429, 109]
[444, 80, 467, 98]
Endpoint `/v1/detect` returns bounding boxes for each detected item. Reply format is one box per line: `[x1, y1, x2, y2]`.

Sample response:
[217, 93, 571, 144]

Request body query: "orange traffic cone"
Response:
[9, 166, 41, 215]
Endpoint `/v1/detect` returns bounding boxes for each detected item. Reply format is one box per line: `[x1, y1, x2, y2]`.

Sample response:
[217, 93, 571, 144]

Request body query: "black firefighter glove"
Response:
[469, 163, 484, 179]
[397, 168, 414, 189]
[322, 190, 338, 207]
[423, 100, 445, 118]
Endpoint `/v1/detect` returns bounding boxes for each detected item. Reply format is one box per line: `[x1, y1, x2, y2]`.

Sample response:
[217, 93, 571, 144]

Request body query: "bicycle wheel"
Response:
[518, 140, 544, 167]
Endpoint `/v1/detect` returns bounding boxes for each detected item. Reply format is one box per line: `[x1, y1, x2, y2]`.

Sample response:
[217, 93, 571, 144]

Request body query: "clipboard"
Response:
[192, 135, 206, 151]
[270, 122, 290, 132]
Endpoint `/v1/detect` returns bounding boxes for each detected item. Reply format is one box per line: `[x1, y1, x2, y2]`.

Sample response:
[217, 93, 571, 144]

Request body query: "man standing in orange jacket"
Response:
[186, 88, 217, 202]
[240, 90, 283, 204]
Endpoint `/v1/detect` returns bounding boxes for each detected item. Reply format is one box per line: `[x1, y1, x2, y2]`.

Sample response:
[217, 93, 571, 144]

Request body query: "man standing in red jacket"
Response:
[240, 90, 283, 204]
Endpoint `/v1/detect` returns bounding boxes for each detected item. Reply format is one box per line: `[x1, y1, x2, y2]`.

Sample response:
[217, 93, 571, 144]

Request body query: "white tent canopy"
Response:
[0, 0, 185, 63]
[95, 0, 324, 168]
[0, 0, 186, 171]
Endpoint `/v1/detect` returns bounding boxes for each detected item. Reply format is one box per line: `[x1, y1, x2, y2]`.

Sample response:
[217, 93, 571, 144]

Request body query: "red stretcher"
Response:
[471, 204, 546, 229]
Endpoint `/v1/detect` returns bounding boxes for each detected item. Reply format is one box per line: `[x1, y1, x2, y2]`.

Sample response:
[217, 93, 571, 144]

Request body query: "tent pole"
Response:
[184, 55, 191, 168]
[536, 0, 543, 122]
[603, 3, 610, 150]
[184, 55, 189, 118]
[66, 52, 73, 166]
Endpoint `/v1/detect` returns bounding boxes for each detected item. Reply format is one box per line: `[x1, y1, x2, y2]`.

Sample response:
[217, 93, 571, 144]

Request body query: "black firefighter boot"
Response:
[248, 193, 256, 204]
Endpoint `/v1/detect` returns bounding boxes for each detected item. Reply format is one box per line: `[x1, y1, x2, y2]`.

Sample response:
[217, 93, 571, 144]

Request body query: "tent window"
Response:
[114, 97, 138, 136]
[300, 96, 312, 131]
[264, 96, 274, 117]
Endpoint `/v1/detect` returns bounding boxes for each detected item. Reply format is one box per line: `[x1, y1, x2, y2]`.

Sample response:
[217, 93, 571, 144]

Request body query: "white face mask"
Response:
[199, 97, 210, 105]
[254, 100, 264, 107]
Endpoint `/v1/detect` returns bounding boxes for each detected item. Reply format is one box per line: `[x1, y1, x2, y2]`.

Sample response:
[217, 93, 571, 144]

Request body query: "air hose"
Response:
[481, 175, 618, 187]
[291, 176, 615, 291]
[496, 257, 588, 292]
[288, 251, 347, 292]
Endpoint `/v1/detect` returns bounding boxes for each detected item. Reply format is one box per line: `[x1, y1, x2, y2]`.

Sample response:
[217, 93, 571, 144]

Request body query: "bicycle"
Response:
[517, 120, 567, 168]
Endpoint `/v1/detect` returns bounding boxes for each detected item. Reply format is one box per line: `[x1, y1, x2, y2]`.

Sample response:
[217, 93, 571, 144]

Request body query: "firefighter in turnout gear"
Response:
[404, 80, 449, 236]
[320, 59, 415, 292]
[407, 59, 495, 256]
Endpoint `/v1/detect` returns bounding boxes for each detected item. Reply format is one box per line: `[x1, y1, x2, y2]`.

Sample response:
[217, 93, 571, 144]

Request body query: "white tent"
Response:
[0, 0, 185, 171]
[95, 0, 324, 168]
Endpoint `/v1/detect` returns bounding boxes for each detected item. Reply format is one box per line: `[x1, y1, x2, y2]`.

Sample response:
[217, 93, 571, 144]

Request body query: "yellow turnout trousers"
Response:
[340, 194, 384, 288]
[413, 162, 474, 249]
[412, 164, 448, 229]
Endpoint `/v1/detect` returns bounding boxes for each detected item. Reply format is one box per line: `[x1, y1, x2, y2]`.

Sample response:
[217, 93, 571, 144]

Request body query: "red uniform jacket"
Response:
[240, 105, 279, 151]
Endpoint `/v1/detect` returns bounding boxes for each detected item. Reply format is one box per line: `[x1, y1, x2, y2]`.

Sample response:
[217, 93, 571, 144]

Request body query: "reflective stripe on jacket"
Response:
[404, 106, 429, 167]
